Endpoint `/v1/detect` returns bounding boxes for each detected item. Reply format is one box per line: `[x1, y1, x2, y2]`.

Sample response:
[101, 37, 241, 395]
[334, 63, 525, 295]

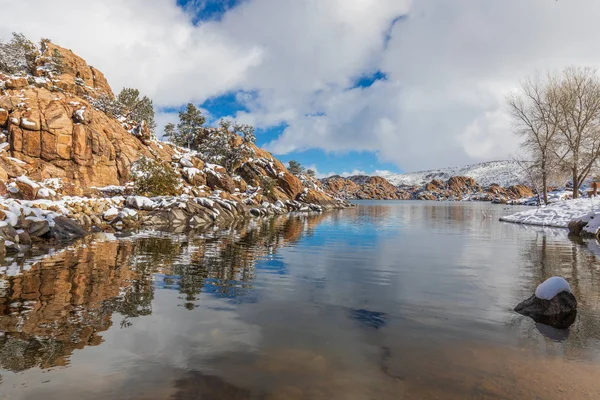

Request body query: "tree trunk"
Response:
[542, 173, 548, 205]
[572, 168, 579, 199]
[541, 159, 549, 205]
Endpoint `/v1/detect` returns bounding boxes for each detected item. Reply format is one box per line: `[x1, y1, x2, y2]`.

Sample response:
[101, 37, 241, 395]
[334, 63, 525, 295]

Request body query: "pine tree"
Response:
[117, 88, 157, 133]
[288, 160, 305, 175]
[176, 103, 207, 148]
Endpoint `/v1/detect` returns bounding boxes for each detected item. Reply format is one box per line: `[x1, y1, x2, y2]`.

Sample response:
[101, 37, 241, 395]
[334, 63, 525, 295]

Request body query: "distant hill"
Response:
[375, 160, 527, 188]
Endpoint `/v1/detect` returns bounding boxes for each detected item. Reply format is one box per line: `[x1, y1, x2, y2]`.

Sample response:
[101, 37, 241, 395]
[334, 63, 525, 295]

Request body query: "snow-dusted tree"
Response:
[117, 88, 156, 132]
[554, 67, 600, 198]
[508, 74, 562, 204]
[47, 49, 65, 75]
[287, 160, 305, 176]
[0, 33, 39, 75]
[306, 169, 316, 177]
[88, 93, 122, 117]
[164, 103, 206, 148]
[164, 108, 257, 173]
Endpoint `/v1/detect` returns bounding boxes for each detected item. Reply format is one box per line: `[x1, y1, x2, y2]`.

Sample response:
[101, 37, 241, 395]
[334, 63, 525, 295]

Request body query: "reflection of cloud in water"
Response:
[3, 203, 600, 399]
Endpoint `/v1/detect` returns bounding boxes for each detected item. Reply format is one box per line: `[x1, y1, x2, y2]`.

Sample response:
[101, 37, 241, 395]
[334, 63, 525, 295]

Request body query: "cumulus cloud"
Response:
[0, 0, 261, 107]
[262, 0, 600, 170]
[2, 0, 599, 171]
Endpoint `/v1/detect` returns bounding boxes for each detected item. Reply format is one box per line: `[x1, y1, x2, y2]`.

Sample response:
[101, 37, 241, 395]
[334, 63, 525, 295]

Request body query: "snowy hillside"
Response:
[377, 160, 528, 188]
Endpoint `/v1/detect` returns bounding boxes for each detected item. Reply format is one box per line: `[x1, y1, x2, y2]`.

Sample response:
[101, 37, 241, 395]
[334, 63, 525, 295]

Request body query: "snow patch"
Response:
[535, 277, 571, 300]
[500, 198, 600, 228]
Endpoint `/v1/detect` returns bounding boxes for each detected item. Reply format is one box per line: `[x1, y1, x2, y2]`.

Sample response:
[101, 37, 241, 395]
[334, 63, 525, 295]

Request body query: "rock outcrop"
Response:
[321, 175, 411, 200]
[0, 40, 350, 255]
[322, 174, 534, 203]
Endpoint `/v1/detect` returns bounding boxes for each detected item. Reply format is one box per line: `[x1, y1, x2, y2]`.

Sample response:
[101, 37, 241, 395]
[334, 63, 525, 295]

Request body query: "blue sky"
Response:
[7, 0, 594, 176]
[171, 0, 401, 176]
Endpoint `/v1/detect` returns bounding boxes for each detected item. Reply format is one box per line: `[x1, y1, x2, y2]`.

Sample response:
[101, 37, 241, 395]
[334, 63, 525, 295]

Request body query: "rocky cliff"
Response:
[321, 174, 534, 203]
[0, 40, 348, 253]
[0, 42, 338, 204]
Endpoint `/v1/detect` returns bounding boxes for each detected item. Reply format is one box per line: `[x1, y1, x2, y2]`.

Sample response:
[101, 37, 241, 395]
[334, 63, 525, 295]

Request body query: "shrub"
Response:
[260, 176, 277, 198]
[132, 157, 182, 196]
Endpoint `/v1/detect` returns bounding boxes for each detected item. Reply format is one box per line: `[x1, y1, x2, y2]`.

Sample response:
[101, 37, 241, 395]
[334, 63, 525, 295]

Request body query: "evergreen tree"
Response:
[0, 32, 39, 75]
[117, 88, 156, 132]
[288, 160, 305, 175]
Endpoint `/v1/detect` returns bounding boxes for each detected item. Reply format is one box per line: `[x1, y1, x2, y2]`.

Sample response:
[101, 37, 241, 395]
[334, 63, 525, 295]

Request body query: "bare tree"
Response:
[554, 67, 600, 198]
[507, 74, 562, 204]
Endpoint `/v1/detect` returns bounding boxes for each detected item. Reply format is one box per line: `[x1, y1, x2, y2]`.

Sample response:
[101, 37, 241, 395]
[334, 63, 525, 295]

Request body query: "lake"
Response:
[1, 201, 600, 399]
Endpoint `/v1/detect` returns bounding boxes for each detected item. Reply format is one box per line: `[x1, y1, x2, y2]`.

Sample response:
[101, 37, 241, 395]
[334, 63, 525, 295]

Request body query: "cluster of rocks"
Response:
[321, 174, 535, 203]
[321, 175, 411, 200]
[0, 181, 350, 258]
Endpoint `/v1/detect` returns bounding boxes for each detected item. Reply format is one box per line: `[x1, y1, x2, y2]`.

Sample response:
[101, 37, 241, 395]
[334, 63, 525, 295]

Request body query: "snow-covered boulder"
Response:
[514, 276, 577, 329]
[126, 196, 155, 211]
[568, 212, 600, 238]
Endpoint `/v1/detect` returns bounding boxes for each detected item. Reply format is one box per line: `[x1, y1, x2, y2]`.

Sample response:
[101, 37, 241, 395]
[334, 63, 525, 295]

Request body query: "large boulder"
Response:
[514, 277, 577, 329]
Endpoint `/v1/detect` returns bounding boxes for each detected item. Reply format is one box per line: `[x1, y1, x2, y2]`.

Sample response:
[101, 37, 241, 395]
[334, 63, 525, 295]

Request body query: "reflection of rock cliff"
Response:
[0, 236, 153, 372]
[0, 213, 330, 372]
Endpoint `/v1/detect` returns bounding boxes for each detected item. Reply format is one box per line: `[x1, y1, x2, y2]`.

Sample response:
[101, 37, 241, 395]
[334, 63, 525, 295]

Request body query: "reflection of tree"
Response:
[0, 212, 331, 372]
[161, 214, 329, 308]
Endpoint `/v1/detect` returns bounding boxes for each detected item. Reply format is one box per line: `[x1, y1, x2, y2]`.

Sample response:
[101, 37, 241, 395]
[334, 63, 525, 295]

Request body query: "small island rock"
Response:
[514, 277, 577, 329]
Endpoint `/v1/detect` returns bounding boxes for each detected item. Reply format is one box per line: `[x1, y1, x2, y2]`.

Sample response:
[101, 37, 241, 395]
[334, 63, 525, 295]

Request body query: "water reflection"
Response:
[0, 213, 333, 375]
[0, 203, 600, 399]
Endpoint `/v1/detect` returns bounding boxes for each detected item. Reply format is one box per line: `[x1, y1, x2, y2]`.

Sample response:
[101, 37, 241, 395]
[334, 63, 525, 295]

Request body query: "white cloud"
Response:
[262, 0, 600, 171]
[0, 0, 261, 107]
[3, 0, 600, 171]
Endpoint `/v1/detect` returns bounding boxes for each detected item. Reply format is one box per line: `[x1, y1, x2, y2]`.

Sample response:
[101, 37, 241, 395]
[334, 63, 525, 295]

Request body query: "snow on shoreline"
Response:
[500, 197, 600, 228]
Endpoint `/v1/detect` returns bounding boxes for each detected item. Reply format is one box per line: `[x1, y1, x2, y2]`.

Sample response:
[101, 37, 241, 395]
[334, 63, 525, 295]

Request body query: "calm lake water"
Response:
[1, 201, 600, 399]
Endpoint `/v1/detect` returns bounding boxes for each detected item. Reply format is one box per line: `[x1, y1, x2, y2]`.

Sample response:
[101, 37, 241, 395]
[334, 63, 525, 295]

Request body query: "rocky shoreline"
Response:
[0, 191, 351, 258]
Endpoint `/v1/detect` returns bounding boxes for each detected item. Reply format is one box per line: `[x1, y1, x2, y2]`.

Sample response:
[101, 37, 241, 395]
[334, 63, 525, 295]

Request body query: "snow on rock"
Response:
[535, 277, 572, 300]
[16, 175, 40, 189]
[2, 211, 19, 227]
[500, 198, 600, 228]
[568, 211, 600, 237]
[36, 188, 56, 199]
[103, 207, 119, 220]
[126, 196, 155, 211]
[179, 157, 194, 168]
[20, 118, 37, 128]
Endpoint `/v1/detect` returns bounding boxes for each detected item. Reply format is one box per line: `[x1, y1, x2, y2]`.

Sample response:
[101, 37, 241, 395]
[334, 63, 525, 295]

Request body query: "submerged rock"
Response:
[515, 277, 577, 329]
